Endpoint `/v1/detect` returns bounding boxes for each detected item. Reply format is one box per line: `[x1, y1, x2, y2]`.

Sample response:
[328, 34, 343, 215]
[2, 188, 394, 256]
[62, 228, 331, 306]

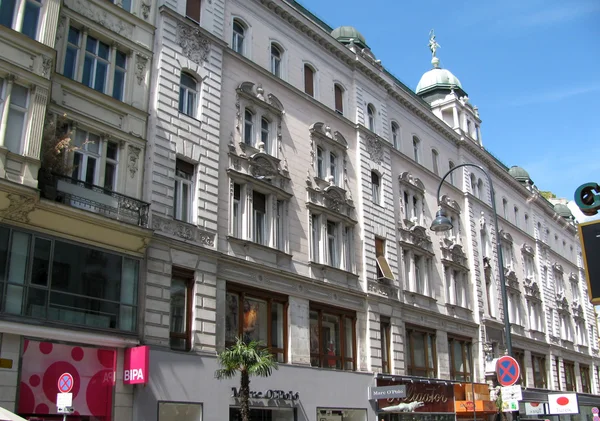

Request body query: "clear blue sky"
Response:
[296, 0, 600, 199]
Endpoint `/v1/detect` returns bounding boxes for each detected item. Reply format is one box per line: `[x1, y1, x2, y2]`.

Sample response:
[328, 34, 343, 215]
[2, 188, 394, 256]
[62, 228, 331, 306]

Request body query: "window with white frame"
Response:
[448, 161, 455, 184]
[310, 212, 354, 272]
[575, 320, 587, 346]
[554, 267, 565, 296]
[571, 279, 580, 303]
[329, 152, 338, 185]
[400, 178, 425, 227]
[470, 173, 477, 197]
[242, 107, 276, 155]
[514, 206, 519, 228]
[260, 116, 271, 153]
[174, 159, 194, 223]
[371, 171, 381, 205]
[367, 103, 376, 131]
[500, 241, 514, 270]
[391, 122, 400, 149]
[232, 19, 246, 55]
[402, 248, 431, 296]
[1, 80, 29, 154]
[431, 149, 439, 175]
[444, 208, 461, 241]
[0, 0, 41, 40]
[444, 266, 468, 307]
[62, 26, 128, 101]
[527, 300, 544, 332]
[560, 313, 573, 342]
[523, 252, 536, 282]
[477, 179, 484, 200]
[314, 146, 340, 186]
[109, 0, 132, 12]
[71, 129, 119, 191]
[508, 291, 522, 325]
[270, 43, 282, 77]
[230, 180, 288, 252]
[179, 72, 197, 117]
[412, 136, 420, 163]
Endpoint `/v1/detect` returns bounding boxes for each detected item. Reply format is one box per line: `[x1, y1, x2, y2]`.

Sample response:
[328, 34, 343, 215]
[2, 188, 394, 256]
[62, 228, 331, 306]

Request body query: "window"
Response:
[64, 27, 128, 101]
[555, 357, 562, 390]
[448, 337, 472, 381]
[0, 0, 41, 40]
[403, 249, 431, 296]
[310, 213, 353, 271]
[329, 152, 338, 184]
[412, 136, 420, 163]
[564, 360, 575, 391]
[380, 317, 391, 374]
[501, 242, 514, 270]
[560, 313, 573, 342]
[225, 284, 287, 362]
[174, 159, 195, 223]
[508, 291, 522, 326]
[170, 267, 194, 351]
[0, 226, 139, 331]
[104, 141, 119, 190]
[391, 122, 399, 149]
[241, 107, 276, 155]
[477, 179, 484, 200]
[524, 214, 529, 233]
[304, 64, 315, 97]
[260, 117, 271, 152]
[314, 147, 339, 185]
[400, 183, 425, 226]
[253, 191, 267, 245]
[243, 108, 254, 145]
[523, 254, 536, 282]
[571, 280, 580, 303]
[310, 304, 356, 370]
[232, 19, 245, 54]
[311, 214, 320, 262]
[501, 199, 507, 218]
[3, 82, 29, 154]
[232, 183, 241, 237]
[406, 326, 436, 378]
[513, 349, 526, 384]
[186, 0, 201, 22]
[71, 130, 102, 185]
[326, 220, 339, 268]
[375, 238, 394, 280]
[581, 365, 591, 393]
[514, 207, 519, 228]
[575, 320, 587, 346]
[554, 268, 565, 295]
[159, 402, 202, 421]
[445, 267, 467, 307]
[448, 161, 455, 184]
[470, 174, 477, 197]
[334, 83, 344, 115]
[179, 72, 197, 117]
[532, 354, 547, 388]
[371, 171, 381, 205]
[367, 103, 375, 131]
[316, 146, 325, 178]
[270, 43, 282, 77]
[109, 0, 132, 12]
[431, 149, 439, 175]
[527, 300, 544, 332]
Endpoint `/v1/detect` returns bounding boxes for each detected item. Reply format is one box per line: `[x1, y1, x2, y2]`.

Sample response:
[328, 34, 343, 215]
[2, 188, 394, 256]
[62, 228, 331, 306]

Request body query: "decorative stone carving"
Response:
[398, 172, 425, 192]
[498, 229, 513, 243]
[521, 243, 535, 255]
[366, 136, 383, 164]
[249, 155, 278, 179]
[524, 281, 541, 300]
[310, 122, 348, 149]
[41, 57, 53, 78]
[398, 225, 433, 254]
[323, 187, 345, 213]
[66, 0, 133, 38]
[176, 23, 211, 66]
[141, 1, 151, 19]
[152, 215, 215, 246]
[0, 194, 37, 223]
[440, 194, 461, 212]
[552, 262, 564, 273]
[55, 16, 66, 41]
[127, 145, 141, 178]
[135, 54, 149, 85]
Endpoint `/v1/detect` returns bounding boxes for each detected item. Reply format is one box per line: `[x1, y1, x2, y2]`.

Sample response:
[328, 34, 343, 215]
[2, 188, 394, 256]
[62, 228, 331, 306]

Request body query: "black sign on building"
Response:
[579, 219, 600, 304]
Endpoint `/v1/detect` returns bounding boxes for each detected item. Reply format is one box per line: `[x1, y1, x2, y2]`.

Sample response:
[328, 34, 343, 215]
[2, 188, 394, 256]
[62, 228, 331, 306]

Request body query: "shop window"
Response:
[19, 340, 116, 420]
[375, 238, 393, 280]
[310, 304, 356, 371]
[0, 226, 139, 331]
[532, 354, 547, 389]
[159, 402, 203, 421]
[448, 337, 472, 381]
[380, 317, 391, 374]
[564, 360, 575, 391]
[231, 407, 294, 421]
[225, 284, 287, 363]
[405, 326, 436, 378]
[317, 408, 367, 421]
[581, 364, 591, 393]
[170, 267, 194, 352]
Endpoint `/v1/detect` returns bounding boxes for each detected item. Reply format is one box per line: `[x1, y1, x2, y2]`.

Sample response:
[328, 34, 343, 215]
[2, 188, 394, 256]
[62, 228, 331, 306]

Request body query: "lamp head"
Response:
[430, 208, 453, 232]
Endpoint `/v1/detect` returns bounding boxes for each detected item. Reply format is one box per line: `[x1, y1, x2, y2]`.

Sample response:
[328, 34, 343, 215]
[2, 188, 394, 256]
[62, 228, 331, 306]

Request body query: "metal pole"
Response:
[63, 414, 67, 421]
[435, 163, 512, 357]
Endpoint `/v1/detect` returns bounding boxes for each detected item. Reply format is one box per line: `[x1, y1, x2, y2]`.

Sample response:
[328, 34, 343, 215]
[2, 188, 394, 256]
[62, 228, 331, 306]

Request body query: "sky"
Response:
[295, 0, 600, 200]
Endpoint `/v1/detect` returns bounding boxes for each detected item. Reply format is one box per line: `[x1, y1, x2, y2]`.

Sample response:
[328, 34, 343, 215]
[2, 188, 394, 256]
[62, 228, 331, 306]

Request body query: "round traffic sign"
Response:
[58, 372, 74, 393]
[496, 356, 520, 387]
[592, 407, 599, 415]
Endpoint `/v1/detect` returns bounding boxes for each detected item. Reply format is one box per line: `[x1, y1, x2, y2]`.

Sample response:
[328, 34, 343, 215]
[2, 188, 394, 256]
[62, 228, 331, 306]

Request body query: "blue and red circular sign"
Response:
[496, 356, 520, 386]
[58, 372, 74, 393]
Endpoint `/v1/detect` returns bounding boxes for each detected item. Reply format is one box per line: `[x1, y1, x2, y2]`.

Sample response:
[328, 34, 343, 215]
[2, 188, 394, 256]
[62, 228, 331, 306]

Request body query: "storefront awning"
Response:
[0, 406, 28, 421]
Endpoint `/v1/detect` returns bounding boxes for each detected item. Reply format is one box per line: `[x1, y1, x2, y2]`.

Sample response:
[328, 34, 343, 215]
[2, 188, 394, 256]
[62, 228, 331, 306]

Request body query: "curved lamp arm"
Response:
[433, 163, 512, 357]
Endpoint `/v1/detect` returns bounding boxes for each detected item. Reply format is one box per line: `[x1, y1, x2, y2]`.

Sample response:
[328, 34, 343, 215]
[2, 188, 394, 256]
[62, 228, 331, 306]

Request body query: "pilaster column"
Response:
[289, 296, 311, 365]
[25, 85, 49, 160]
[0, 76, 15, 148]
[40, 0, 62, 47]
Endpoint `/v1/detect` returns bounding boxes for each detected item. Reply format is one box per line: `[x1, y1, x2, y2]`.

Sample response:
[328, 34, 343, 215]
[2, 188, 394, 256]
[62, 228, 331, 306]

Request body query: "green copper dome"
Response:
[554, 203, 573, 219]
[416, 67, 462, 95]
[508, 166, 531, 182]
[331, 26, 368, 49]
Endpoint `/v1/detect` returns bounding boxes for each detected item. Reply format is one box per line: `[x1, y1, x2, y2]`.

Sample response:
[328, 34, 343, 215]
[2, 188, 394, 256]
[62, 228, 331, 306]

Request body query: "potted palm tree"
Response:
[215, 337, 278, 421]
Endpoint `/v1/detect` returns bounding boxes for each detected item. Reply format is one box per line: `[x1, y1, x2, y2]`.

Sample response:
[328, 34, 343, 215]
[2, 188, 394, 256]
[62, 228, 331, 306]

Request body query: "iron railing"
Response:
[40, 171, 149, 227]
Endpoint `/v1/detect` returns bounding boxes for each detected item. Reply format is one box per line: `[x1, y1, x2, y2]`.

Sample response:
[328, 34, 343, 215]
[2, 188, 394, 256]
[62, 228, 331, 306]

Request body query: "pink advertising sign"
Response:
[123, 345, 149, 385]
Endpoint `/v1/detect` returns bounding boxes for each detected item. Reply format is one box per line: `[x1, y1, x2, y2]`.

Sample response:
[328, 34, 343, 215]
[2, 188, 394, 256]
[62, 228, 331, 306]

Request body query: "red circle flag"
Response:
[57, 372, 74, 393]
[496, 356, 520, 387]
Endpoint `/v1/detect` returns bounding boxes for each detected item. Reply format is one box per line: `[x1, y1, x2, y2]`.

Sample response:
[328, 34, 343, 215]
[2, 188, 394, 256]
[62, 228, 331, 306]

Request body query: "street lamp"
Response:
[430, 163, 512, 357]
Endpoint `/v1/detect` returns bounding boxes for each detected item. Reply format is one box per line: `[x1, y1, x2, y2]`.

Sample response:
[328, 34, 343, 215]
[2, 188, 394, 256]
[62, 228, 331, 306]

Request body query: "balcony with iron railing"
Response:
[39, 171, 149, 227]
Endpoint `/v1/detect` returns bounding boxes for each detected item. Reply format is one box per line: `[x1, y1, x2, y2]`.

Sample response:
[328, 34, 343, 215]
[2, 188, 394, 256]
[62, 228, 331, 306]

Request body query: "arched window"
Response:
[391, 122, 399, 149]
[470, 174, 477, 196]
[431, 149, 439, 175]
[260, 117, 270, 152]
[477, 179, 484, 200]
[502, 198, 508, 218]
[412, 136, 420, 163]
[371, 171, 381, 204]
[334, 84, 344, 115]
[243, 108, 254, 145]
[448, 161, 455, 184]
[304, 64, 315, 97]
[179, 72, 197, 116]
[270, 43, 282, 77]
[524, 214, 530, 233]
[514, 207, 519, 228]
[367, 103, 375, 131]
[232, 19, 246, 54]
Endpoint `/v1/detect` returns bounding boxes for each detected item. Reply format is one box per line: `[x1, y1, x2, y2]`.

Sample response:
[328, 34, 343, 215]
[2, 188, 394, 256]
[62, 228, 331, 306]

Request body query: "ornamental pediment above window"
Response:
[552, 262, 564, 274]
[398, 171, 425, 193]
[498, 230, 513, 244]
[521, 243, 535, 256]
[572, 303, 584, 320]
[568, 272, 578, 282]
[307, 184, 355, 221]
[309, 122, 348, 149]
[556, 296, 570, 313]
[398, 225, 433, 254]
[505, 269, 520, 291]
[440, 195, 461, 213]
[524, 281, 541, 301]
[228, 152, 291, 193]
[236, 81, 284, 114]
[440, 243, 469, 270]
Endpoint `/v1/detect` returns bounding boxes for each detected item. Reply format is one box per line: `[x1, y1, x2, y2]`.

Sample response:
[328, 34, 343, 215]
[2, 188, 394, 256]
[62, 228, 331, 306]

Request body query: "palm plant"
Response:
[215, 337, 278, 421]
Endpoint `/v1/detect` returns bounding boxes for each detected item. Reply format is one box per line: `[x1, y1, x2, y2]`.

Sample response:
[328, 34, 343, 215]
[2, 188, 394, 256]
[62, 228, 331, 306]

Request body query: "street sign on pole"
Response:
[56, 392, 73, 413]
[496, 356, 520, 387]
[501, 385, 523, 401]
[57, 372, 74, 394]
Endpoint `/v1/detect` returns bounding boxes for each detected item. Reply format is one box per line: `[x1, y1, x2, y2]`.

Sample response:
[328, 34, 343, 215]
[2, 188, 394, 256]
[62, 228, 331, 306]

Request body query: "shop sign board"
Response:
[124, 345, 149, 385]
[375, 379, 454, 413]
[368, 385, 406, 400]
[501, 385, 522, 401]
[548, 393, 579, 415]
[502, 400, 519, 412]
[525, 402, 545, 415]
